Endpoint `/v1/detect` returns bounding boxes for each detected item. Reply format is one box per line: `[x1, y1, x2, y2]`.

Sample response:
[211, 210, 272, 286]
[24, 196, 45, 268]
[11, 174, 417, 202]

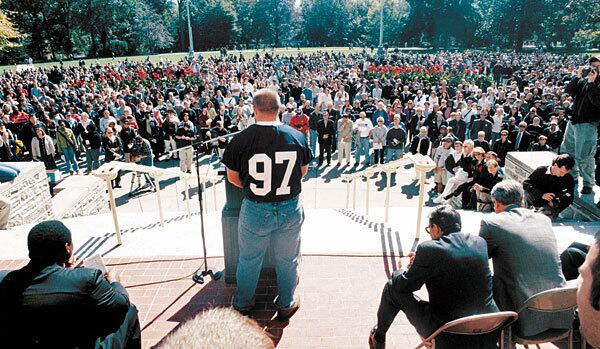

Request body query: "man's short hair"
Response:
[552, 154, 575, 171]
[429, 205, 461, 235]
[491, 179, 523, 206]
[253, 89, 280, 115]
[161, 307, 274, 349]
[28, 220, 72, 264]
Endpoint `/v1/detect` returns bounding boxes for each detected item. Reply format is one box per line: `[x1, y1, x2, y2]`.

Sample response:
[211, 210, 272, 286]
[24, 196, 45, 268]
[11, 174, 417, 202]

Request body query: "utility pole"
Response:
[377, 0, 385, 56]
[186, 0, 194, 58]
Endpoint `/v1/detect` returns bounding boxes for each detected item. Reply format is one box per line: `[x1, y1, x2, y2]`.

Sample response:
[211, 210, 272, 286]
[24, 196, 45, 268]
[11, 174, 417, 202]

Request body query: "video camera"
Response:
[582, 65, 599, 77]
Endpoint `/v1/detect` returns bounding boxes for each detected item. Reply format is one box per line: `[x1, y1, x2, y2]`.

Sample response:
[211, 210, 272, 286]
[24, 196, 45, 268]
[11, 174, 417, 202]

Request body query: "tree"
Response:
[301, 0, 349, 46]
[194, 0, 237, 50]
[131, 2, 173, 54]
[252, 0, 294, 47]
[0, 1, 20, 51]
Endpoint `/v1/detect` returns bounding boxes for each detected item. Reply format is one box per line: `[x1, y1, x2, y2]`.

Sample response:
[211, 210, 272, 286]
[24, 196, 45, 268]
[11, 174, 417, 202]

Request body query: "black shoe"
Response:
[276, 297, 300, 321]
[369, 327, 385, 349]
[234, 307, 253, 317]
[581, 186, 594, 195]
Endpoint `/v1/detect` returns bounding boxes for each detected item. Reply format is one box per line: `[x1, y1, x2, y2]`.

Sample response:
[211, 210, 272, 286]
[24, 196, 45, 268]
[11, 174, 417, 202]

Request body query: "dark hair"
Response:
[553, 154, 575, 171]
[429, 205, 461, 235]
[592, 230, 600, 311]
[27, 220, 72, 265]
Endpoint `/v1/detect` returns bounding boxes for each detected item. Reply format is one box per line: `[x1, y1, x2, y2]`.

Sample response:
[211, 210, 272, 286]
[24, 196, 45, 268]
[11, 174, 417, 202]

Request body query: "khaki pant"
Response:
[180, 147, 194, 172]
[338, 140, 351, 164]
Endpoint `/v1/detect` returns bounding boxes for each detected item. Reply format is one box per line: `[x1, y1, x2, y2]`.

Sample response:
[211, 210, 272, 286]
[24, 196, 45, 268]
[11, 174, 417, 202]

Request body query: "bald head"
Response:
[253, 89, 280, 121]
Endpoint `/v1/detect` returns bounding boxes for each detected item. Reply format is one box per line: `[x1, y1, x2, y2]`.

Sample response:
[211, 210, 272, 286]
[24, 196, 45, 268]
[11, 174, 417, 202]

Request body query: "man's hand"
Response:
[577, 66, 584, 79]
[542, 193, 555, 202]
[105, 269, 121, 283]
[323, 134, 328, 139]
[588, 69, 598, 83]
[472, 183, 482, 191]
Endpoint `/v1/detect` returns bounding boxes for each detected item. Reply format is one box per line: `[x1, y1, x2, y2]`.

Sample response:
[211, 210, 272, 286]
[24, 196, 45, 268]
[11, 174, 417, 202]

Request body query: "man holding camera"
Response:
[562, 56, 600, 196]
[523, 154, 576, 220]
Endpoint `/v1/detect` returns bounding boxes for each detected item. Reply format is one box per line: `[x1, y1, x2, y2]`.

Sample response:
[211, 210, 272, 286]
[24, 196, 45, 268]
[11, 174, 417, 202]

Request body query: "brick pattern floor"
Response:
[0, 256, 586, 348]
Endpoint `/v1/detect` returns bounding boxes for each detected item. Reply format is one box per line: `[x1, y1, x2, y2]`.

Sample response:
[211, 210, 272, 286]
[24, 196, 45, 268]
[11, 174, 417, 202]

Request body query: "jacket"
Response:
[564, 76, 600, 124]
[479, 207, 572, 337]
[391, 232, 499, 347]
[0, 263, 131, 348]
[31, 135, 55, 160]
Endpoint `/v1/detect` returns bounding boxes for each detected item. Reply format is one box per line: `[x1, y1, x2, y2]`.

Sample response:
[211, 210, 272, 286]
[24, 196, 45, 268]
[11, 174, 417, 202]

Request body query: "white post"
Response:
[345, 179, 350, 209]
[106, 179, 122, 245]
[415, 169, 426, 240]
[186, 0, 194, 56]
[385, 169, 392, 223]
[352, 178, 357, 211]
[184, 178, 191, 217]
[366, 176, 371, 216]
[154, 177, 165, 227]
[212, 180, 218, 211]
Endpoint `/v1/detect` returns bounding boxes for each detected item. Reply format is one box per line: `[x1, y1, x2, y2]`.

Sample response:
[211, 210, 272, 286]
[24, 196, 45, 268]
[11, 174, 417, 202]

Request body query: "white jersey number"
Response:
[248, 151, 297, 196]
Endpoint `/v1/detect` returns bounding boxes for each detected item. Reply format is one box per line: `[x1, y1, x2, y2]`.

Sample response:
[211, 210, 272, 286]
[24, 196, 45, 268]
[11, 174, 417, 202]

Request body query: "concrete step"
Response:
[1, 207, 597, 263]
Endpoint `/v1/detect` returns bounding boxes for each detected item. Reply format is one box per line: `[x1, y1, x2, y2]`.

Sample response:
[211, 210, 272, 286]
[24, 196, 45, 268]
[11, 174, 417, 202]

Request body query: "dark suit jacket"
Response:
[0, 263, 131, 348]
[479, 207, 572, 337]
[509, 130, 533, 151]
[410, 136, 430, 156]
[316, 119, 335, 144]
[392, 232, 499, 343]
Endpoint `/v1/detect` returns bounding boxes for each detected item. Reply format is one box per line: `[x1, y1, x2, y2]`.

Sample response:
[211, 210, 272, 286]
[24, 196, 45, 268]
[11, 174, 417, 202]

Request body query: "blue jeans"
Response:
[309, 129, 318, 161]
[61, 146, 79, 173]
[0, 163, 20, 182]
[85, 148, 100, 171]
[561, 121, 598, 188]
[355, 137, 371, 165]
[234, 197, 304, 311]
[386, 148, 404, 162]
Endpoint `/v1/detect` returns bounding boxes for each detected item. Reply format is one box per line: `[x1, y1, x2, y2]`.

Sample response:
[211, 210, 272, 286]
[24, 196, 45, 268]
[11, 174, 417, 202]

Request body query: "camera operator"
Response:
[523, 154, 576, 221]
[562, 56, 600, 196]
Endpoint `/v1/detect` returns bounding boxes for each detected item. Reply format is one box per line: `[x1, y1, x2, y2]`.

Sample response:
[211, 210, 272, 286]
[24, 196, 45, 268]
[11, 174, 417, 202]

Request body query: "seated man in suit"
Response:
[0, 220, 141, 348]
[479, 180, 572, 338]
[369, 205, 499, 349]
[577, 230, 600, 348]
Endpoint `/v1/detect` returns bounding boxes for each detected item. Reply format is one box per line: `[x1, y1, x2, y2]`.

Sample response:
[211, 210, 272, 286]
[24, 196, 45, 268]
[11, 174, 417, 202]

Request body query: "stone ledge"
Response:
[0, 162, 54, 227]
[52, 175, 109, 219]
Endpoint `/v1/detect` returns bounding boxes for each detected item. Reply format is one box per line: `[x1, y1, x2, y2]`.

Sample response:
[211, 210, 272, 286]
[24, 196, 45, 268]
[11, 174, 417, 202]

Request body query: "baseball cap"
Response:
[589, 55, 600, 64]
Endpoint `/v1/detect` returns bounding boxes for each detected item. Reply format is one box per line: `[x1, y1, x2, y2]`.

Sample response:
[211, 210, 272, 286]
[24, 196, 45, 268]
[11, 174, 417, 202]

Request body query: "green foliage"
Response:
[0, 0, 599, 64]
[301, 0, 349, 46]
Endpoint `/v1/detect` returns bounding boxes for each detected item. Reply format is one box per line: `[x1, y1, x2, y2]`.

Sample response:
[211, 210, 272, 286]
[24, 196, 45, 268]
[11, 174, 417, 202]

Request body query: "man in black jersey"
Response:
[222, 88, 312, 321]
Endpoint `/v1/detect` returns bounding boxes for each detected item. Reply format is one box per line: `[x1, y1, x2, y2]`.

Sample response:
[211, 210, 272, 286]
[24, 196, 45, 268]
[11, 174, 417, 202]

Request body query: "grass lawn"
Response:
[2, 46, 594, 72]
[0, 46, 431, 72]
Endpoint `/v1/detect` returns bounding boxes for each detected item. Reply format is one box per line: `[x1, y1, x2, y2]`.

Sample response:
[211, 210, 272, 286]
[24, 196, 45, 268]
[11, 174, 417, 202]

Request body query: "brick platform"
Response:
[1, 256, 585, 348]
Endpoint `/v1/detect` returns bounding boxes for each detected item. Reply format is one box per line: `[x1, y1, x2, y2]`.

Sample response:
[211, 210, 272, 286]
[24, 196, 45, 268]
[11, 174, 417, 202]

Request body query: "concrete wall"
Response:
[52, 175, 109, 219]
[0, 162, 54, 228]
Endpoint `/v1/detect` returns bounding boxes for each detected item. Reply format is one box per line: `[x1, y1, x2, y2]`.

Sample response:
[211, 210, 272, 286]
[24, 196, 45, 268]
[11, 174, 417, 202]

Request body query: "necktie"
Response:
[515, 132, 522, 150]
[416, 138, 422, 154]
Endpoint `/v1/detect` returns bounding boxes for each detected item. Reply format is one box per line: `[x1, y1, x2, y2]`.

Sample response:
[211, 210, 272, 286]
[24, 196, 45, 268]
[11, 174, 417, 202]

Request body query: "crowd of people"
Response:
[0, 80, 599, 348]
[1, 49, 598, 214]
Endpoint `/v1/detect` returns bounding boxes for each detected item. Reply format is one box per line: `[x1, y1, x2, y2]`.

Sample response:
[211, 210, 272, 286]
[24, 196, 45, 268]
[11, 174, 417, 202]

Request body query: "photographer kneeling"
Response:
[130, 135, 155, 189]
[523, 154, 576, 220]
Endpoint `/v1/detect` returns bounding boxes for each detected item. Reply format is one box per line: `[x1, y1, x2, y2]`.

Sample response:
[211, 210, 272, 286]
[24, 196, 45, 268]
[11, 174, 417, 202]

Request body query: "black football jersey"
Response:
[222, 122, 312, 202]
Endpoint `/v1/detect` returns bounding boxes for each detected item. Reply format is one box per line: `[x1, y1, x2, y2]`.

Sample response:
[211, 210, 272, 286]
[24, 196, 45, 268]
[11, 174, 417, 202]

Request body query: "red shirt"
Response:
[289, 113, 309, 135]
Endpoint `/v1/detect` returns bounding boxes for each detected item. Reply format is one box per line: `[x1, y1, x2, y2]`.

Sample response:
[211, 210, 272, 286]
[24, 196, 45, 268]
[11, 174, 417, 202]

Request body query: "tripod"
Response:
[191, 141, 222, 284]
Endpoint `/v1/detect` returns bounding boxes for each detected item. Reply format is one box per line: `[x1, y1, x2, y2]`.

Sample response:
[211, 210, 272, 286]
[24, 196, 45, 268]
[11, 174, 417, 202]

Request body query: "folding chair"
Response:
[508, 286, 578, 349]
[415, 311, 518, 349]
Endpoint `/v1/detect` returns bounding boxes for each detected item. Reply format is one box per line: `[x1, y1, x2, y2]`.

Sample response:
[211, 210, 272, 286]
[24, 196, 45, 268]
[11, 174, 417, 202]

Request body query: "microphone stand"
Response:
[191, 139, 222, 284]
[167, 131, 241, 284]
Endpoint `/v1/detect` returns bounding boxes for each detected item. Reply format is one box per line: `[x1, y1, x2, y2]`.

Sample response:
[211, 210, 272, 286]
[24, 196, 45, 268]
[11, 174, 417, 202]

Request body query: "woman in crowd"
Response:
[102, 126, 123, 188]
[31, 128, 56, 170]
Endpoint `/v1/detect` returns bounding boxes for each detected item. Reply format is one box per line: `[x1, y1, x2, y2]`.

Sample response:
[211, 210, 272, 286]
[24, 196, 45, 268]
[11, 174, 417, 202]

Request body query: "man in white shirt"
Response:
[353, 111, 373, 167]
